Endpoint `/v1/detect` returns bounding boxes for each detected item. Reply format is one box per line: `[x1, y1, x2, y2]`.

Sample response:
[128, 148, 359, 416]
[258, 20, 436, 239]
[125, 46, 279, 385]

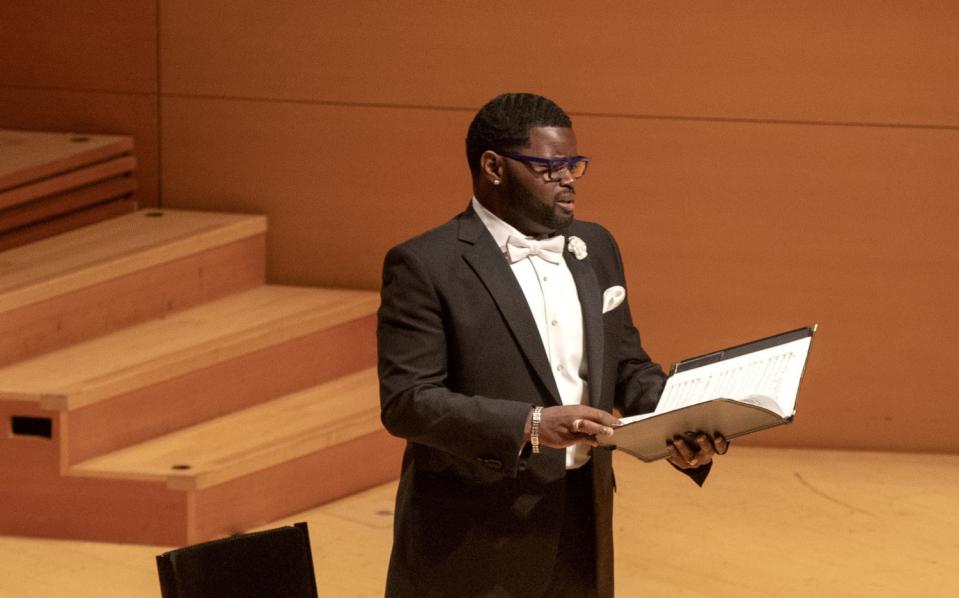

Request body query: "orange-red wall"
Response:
[2, 2, 957, 453]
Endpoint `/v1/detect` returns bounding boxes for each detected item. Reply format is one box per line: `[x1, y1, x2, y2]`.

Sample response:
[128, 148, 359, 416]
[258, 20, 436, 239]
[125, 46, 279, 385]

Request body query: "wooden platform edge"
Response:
[0, 176, 137, 234]
[0, 211, 268, 314]
[0, 130, 133, 192]
[0, 156, 137, 211]
[0, 199, 139, 254]
[54, 301, 378, 411]
[188, 429, 404, 544]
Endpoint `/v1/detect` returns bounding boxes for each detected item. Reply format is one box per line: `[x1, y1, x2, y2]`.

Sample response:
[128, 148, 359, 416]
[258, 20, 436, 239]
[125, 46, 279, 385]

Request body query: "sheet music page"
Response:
[651, 336, 812, 417]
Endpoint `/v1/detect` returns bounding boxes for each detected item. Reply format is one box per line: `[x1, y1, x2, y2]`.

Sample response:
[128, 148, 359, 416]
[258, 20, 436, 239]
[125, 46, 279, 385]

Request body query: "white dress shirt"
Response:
[472, 198, 590, 468]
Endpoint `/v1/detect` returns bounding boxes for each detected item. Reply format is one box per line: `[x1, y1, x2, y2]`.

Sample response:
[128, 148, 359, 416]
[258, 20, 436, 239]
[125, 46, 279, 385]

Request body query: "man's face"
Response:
[500, 126, 578, 237]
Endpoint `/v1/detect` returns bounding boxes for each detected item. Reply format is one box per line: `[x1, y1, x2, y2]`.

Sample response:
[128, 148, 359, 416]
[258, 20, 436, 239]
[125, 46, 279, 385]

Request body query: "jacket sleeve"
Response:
[377, 243, 532, 476]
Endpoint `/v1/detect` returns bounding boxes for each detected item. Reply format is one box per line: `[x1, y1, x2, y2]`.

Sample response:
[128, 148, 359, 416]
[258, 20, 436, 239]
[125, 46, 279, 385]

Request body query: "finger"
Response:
[577, 419, 615, 437]
[570, 427, 601, 447]
[665, 443, 682, 466]
[574, 407, 621, 428]
[694, 433, 715, 457]
[665, 443, 693, 469]
[715, 434, 730, 455]
[671, 436, 700, 467]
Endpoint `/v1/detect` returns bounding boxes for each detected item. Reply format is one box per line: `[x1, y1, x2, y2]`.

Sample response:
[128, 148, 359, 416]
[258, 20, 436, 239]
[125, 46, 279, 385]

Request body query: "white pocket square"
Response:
[602, 285, 626, 314]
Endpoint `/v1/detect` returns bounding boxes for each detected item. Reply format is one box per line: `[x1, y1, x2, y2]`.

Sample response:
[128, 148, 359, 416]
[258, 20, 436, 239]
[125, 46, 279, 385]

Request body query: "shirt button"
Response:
[556, 364, 564, 372]
[542, 276, 548, 282]
[551, 320, 558, 326]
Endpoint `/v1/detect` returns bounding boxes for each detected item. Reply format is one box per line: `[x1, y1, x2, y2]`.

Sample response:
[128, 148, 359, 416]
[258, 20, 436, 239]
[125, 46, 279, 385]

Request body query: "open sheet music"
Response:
[598, 326, 816, 462]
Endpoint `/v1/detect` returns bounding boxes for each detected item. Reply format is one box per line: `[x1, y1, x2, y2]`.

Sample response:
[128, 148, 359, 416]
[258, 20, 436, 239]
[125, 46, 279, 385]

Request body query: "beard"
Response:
[506, 185, 574, 235]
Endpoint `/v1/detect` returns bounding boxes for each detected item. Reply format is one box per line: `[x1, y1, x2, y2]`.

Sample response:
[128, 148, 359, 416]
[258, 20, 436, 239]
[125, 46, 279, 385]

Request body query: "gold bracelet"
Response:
[531, 406, 543, 454]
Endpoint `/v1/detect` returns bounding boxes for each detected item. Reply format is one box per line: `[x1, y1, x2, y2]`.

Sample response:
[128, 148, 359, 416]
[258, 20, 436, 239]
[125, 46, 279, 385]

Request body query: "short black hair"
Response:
[465, 93, 572, 176]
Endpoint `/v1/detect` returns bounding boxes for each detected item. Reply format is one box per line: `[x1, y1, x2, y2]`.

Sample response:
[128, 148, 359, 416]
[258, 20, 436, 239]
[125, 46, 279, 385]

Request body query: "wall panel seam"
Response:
[0, 84, 157, 98]
[158, 92, 959, 132]
[156, 0, 163, 209]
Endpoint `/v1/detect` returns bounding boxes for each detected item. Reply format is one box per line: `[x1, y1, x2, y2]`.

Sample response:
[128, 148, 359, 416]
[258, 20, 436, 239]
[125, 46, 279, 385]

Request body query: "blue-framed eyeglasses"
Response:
[501, 152, 590, 182]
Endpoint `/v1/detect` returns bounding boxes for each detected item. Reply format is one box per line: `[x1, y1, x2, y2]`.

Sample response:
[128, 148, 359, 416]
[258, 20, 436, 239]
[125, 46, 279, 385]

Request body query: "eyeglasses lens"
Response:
[548, 159, 588, 182]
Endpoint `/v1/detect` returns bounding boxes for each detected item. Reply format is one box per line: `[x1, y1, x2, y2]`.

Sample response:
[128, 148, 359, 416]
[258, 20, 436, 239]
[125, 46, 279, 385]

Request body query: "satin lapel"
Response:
[564, 243, 605, 408]
[458, 210, 562, 404]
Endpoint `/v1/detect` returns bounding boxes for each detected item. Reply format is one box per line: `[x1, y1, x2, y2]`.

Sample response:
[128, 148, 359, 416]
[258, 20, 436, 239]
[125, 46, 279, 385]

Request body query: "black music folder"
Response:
[598, 325, 817, 462]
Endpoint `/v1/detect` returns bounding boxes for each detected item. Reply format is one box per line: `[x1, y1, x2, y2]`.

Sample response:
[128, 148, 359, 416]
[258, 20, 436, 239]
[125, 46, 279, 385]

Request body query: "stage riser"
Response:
[0, 477, 188, 546]
[65, 315, 377, 465]
[0, 234, 265, 367]
[0, 400, 64, 478]
[0, 177, 137, 235]
[0, 209, 397, 546]
[0, 428, 402, 546]
[189, 429, 404, 544]
[0, 199, 140, 253]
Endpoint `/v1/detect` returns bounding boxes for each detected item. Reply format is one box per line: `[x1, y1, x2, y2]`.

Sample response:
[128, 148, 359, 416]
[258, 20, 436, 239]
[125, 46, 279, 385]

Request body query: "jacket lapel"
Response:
[458, 208, 563, 404]
[564, 238, 605, 408]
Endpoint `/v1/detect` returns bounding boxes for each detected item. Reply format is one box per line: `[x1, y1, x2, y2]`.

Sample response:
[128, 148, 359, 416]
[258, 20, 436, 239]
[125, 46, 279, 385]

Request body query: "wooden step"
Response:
[0, 395, 187, 544]
[0, 209, 266, 366]
[0, 156, 136, 211]
[70, 368, 383, 489]
[0, 175, 137, 235]
[0, 285, 379, 465]
[68, 368, 402, 542]
[0, 285, 379, 410]
[0, 197, 139, 253]
[0, 367, 400, 545]
[0, 129, 133, 192]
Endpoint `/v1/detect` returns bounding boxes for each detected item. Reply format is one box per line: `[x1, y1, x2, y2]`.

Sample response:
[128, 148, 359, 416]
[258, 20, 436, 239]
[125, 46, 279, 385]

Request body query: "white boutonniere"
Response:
[567, 236, 588, 260]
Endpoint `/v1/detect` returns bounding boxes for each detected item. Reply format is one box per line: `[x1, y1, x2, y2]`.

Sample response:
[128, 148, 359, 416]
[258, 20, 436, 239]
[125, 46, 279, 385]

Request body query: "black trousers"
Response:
[542, 461, 598, 598]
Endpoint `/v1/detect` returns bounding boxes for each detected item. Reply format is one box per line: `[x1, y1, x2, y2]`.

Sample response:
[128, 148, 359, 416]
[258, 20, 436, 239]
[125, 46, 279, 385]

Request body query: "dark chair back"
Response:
[156, 522, 318, 598]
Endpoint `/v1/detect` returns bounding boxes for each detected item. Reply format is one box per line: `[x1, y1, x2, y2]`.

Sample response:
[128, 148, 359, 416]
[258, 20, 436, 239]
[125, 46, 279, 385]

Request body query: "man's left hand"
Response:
[666, 432, 729, 469]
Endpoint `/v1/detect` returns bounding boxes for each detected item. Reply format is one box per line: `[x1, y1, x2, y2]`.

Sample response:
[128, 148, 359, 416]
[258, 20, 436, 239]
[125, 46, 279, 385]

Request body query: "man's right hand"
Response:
[526, 405, 621, 448]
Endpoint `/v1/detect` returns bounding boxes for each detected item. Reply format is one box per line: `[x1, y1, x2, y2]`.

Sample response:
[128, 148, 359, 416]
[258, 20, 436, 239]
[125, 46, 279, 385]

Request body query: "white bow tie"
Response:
[506, 235, 565, 264]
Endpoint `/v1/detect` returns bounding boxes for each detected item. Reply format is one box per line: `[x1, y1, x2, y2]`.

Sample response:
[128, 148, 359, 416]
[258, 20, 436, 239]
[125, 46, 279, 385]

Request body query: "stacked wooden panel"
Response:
[0, 210, 401, 545]
[0, 129, 138, 252]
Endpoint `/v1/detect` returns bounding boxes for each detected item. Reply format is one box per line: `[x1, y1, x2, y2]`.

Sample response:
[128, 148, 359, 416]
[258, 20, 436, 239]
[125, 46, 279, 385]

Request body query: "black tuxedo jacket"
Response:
[377, 205, 706, 597]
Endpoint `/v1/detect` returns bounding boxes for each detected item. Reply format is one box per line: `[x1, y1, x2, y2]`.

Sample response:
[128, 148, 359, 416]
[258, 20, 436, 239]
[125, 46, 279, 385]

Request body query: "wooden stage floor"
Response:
[1, 446, 956, 597]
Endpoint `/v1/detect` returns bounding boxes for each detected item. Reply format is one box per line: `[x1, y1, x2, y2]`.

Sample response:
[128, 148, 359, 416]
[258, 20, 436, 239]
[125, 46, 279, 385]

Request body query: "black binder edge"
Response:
[669, 325, 817, 375]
